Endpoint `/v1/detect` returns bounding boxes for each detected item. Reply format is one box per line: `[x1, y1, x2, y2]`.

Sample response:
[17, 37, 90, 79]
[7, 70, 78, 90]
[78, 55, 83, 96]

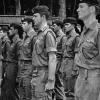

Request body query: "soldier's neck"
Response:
[39, 20, 47, 31]
[84, 14, 96, 29]
[27, 27, 34, 37]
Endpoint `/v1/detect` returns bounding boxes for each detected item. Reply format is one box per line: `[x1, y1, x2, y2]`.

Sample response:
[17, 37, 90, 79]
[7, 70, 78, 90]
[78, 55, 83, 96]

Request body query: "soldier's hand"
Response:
[45, 79, 55, 91]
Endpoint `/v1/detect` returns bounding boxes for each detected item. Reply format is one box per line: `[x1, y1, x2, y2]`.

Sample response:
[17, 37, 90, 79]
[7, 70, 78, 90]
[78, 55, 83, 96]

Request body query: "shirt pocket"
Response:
[82, 40, 99, 59]
[22, 43, 31, 56]
[35, 39, 44, 55]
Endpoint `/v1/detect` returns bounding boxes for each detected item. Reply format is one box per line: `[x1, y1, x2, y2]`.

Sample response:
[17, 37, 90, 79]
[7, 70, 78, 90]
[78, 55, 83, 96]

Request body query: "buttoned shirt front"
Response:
[63, 30, 79, 59]
[75, 20, 100, 69]
[32, 25, 57, 67]
[19, 29, 36, 61]
[56, 30, 65, 60]
[2, 36, 10, 60]
[7, 35, 21, 63]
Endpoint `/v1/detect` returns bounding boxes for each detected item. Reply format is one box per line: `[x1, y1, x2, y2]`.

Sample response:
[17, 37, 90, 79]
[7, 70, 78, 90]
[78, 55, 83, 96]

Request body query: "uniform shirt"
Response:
[7, 34, 21, 63]
[1, 36, 10, 60]
[32, 25, 57, 67]
[19, 29, 36, 61]
[62, 31, 79, 59]
[56, 30, 65, 61]
[75, 20, 100, 69]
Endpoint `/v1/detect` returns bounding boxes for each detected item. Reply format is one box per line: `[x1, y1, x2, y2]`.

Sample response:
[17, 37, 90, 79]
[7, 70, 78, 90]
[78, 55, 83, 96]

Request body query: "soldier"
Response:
[61, 17, 79, 97]
[75, 0, 100, 100]
[52, 20, 66, 100]
[1, 23, 23, 100]
[18, 17, 36, 100]
[0, 26, 10, 79]
[0, 26, 8, 97]
[31, 5, 57, 100]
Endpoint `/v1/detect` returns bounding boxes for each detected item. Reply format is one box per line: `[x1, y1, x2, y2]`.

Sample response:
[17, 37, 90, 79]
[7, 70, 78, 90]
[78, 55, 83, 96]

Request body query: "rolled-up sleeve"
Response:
[46, 31, 57, 53]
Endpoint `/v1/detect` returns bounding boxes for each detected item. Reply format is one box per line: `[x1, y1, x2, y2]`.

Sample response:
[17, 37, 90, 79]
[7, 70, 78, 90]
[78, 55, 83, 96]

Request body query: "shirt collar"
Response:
[57, 29, 64, 37]
[12, 34, 19, 43]
[38, 23, 49, 33]
[27, 28, 35, 37]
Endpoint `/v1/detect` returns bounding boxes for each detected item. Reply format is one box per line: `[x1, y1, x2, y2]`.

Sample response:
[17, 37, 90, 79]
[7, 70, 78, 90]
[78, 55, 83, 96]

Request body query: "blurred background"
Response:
[0, 0, 100, 25]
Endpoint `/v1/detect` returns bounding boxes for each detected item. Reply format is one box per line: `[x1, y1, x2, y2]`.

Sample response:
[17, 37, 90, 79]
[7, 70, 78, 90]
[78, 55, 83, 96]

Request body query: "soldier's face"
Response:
[0, 30, 5, 38]
[33, 13, 42, 27]
[53, 23, 59, 33]
[77, 3, 91, 20]
[63, 23, 73, 33]
[21, 21, 29, 32]
[9, 27, 16, 36]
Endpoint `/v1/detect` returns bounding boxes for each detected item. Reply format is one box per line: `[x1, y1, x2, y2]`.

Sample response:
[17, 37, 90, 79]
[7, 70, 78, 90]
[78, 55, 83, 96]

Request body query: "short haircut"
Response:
[32, 5, 50, 19]
[79, 0, 100, 15]
[10, 23, 23, 39]
[52, 20, 63, 29]
[21, 17, 34, 27]
[63, 17, 77, 26]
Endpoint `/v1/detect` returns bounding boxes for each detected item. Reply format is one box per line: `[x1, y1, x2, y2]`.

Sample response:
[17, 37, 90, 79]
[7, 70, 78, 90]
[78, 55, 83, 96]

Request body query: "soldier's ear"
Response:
[42, 15, 46, 20]
[90, 6, 96, 13]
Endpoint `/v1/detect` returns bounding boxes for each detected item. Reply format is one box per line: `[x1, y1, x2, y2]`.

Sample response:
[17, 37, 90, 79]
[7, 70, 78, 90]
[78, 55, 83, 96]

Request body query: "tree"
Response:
[59, 0, 66, 20]
[15, 0, 21, 15]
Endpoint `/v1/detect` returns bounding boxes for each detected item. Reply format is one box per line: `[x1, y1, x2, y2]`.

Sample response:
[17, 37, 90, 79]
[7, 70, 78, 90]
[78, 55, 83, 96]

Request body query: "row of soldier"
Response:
[0, 8, 79, 100]
[0, 0, 100, 100]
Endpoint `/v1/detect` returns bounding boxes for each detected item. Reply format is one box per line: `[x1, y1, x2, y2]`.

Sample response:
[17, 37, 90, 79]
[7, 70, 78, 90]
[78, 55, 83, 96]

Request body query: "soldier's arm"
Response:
[48, 51, 56, 81]
[97, 29, 100, 58]
[0, 39, 2, 85]
[61, 36, 67, 55]
[16, 39, 22, 57]
[74, 35, 80, 54]
[46, 31, 57, 81]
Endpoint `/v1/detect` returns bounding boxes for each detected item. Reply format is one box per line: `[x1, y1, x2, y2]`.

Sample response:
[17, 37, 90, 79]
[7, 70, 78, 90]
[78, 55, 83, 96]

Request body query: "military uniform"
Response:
[75, 20, 100, 100]
[1, 34, 21, 100]
[55, 31, 66, 100]
[31, 25, 56, 100]
[60, 30, 79, 94]
[75, 0, 100, 99]
[1, 36, 10, 78]
[18, 29, 36, 100]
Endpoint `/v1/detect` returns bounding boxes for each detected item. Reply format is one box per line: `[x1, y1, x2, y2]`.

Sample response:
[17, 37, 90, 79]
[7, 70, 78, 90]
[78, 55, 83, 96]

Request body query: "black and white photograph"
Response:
[0, 0, 100, 100]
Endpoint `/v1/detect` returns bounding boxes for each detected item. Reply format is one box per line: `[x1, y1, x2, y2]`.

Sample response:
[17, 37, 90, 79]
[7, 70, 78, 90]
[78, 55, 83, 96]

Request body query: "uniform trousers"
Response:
[18, 61, 32, 100]
[75, 67, 100, 100]
[31, 66, 54, 100]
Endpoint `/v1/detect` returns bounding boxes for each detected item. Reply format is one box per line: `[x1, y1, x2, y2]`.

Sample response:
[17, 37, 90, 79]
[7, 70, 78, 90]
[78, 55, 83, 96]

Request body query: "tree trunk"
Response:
[59, 0, 66, 21]
[15, 0, 21, 15]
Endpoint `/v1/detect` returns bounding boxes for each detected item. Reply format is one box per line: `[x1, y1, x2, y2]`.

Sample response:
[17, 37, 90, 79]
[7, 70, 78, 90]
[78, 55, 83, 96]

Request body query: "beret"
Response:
[32, 5, 49, 14]
[63, 17, 77, 25]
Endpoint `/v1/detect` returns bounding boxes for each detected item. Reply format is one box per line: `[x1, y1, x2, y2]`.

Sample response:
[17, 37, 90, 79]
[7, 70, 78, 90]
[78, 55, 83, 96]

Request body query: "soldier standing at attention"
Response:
[31, 5, 57, 100]
[52, 20, 66, 100]
[61, 17, 79, 96]
[0, 27, 8, 97]
[0, 26, 10, 99]
[18, 17, 36, 100]
[1, 23, 23, 100]
[75, 0, 100, 100]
